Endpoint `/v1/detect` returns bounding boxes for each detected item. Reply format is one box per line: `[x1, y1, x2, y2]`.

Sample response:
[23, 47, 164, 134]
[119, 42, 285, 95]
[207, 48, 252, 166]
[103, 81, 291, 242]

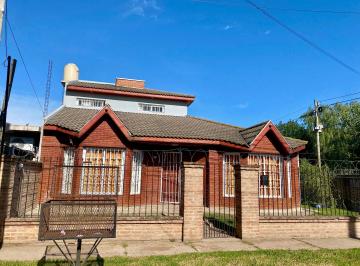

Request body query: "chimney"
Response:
[115, 78, 145, 89]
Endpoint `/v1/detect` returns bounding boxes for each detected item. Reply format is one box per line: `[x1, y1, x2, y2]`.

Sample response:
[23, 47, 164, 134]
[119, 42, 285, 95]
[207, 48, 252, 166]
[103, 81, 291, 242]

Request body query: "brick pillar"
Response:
[181, 162, 204, 241]
[235, 165, 259, 239]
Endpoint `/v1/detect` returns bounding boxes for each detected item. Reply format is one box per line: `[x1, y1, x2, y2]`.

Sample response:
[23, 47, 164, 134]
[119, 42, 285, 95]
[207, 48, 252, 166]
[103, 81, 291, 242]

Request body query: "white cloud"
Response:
[223, 25, 233, 31]
[123, 0, 161, 18]
[234, 103, 249, 109]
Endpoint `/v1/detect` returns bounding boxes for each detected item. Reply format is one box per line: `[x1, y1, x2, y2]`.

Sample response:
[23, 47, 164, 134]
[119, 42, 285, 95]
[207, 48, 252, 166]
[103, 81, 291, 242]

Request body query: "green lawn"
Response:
[301, 204, 359, 217]
[2, 249, 360, 266]
[204, 213, 235, 227]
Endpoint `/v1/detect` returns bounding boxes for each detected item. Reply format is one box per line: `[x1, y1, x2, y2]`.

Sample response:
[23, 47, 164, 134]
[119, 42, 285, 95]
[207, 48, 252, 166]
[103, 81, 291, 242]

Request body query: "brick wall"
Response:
[2, 218, 183, 243]
[0, 158, 42, 218]
[259, 217, 360, 239]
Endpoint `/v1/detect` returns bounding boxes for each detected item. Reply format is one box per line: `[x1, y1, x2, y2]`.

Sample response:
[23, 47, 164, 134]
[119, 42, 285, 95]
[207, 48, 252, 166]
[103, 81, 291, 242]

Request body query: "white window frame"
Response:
[76, 97, 105, 108]
[80, 147, 125, 195]
[61, 148, 75, 194]
[287, 158, 292, 198]
[139, 103, 165, 113]
[223, 153, 241, 198]
[130, 150, 143, 195]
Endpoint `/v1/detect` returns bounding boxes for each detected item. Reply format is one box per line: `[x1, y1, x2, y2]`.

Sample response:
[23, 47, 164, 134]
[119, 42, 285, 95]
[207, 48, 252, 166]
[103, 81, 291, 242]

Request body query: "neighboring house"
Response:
[40, 64, 307, 209]
[2, 123, 41, 159]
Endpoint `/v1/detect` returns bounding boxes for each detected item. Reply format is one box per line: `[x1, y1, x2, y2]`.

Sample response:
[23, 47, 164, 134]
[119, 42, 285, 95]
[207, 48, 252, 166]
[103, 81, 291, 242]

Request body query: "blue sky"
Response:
[2, 0, 360, 127]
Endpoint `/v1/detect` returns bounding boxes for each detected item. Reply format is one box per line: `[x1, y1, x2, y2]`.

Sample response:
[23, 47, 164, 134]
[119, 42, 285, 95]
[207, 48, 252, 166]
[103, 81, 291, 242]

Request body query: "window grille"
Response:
[160, 152, 182, 203]
[248, 154, 284, 198]
[223, 153, 241, 197]
[130, 150, 143, 195]
[76, 98, 105, 108]
[287, 159, 292, 198]
[61, 148, 75, 194]
[80, 148, 125, 195]
[139, 103, 165, 113]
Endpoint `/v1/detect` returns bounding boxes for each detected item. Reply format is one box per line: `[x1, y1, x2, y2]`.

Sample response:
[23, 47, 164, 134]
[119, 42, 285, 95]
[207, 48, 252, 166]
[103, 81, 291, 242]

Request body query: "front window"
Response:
[77, 98, 105, 108]
[223, 153, 241, 197]
[61, 148, 75, 194]
[130, 150, 143, 195]
[139, 103, 165, 113]
[248, 154, 284, 198]
[80, 148, 125, 195]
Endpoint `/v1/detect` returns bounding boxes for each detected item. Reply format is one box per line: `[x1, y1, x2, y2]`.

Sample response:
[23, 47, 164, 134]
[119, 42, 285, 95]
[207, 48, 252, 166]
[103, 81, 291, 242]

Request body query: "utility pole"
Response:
[0, 56, 16, 157]
[313, 99, 323, 169]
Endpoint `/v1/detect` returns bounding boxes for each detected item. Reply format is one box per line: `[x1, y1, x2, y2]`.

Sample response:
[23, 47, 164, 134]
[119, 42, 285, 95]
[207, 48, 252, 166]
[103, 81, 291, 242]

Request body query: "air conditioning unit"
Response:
[9, 136, 34, 151]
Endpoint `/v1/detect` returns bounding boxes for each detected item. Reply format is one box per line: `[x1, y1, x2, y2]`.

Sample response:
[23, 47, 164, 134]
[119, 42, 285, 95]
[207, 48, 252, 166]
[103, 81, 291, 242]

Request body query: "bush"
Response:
[300, 159, 335, 208]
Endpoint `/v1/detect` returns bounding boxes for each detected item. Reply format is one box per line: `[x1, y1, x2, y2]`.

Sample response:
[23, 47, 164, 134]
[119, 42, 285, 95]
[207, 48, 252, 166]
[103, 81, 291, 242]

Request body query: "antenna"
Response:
[43, 60, 53, 117]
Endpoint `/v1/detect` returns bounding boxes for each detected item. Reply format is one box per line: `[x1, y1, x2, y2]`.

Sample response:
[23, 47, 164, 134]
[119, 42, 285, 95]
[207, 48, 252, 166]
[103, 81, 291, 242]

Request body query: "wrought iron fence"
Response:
[203, 161, 236, 238]
[1, 151, 184, 219]
[260, 158, 360, 217]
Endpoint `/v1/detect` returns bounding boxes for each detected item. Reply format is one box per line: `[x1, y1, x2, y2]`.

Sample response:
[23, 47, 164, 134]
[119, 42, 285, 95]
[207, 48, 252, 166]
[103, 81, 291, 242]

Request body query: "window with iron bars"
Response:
[76, 98, 105, 108]
[139, 103, 165, 113]
[61, 148, 75, 194]
[130, 150, 143, 195]
[248, 154, 284, 198]
[80, 147, 125, 195]
[223, 153, 241, 197]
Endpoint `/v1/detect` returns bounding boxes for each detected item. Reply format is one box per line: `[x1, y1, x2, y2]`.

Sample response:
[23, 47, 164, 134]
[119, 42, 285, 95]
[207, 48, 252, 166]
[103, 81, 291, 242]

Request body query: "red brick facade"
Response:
[40, 113, 303, 210]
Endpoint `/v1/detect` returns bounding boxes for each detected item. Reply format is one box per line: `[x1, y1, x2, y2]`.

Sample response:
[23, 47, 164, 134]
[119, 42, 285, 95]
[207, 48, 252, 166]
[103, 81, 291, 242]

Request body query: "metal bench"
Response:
[38, 200, 117, 265]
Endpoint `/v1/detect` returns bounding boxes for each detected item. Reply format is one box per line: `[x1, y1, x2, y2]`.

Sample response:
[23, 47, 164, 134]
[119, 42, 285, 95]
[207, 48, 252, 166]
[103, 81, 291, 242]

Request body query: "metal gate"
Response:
[203, 155, 237, 238]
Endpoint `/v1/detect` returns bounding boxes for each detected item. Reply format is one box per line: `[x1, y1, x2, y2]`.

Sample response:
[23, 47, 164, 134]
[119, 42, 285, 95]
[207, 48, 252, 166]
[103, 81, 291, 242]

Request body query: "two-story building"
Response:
[40, 63, 307, 215]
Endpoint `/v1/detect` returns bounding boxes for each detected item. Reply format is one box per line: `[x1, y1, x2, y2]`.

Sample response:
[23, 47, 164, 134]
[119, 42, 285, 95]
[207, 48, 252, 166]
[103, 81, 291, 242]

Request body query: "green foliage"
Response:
[277, 102, 360, 160]
[300, 159, 335, 208]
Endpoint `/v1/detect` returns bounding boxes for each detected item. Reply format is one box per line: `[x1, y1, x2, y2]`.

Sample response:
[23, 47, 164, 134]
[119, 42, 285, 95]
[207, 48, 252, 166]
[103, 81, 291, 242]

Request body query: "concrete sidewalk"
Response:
[1, 238, 360, 261]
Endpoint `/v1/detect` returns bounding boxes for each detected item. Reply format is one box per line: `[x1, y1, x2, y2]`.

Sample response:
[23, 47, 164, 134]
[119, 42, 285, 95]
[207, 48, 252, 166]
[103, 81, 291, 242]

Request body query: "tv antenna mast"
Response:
[43, 60, 53, 117]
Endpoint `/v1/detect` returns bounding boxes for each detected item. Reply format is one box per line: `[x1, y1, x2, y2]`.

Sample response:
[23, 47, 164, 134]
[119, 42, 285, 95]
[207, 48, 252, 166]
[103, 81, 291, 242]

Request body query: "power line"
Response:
[327, 97, 360, 106]
[193, 0, 360, 15]
[6, 17, 44, 114]
[244, 0, 360, 77]
[262, 7, 360, 15]
[320, 91, 360, 102]
[193, 0, 360, 76]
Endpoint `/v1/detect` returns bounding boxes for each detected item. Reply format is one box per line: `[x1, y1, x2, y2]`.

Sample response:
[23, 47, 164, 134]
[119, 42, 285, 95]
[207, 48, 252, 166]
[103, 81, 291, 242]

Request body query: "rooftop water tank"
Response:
[63, 63, 79, 83]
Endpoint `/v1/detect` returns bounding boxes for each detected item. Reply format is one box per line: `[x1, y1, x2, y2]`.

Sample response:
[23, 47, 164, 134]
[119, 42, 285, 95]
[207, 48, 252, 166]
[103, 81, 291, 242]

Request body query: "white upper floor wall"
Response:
[63, 90, 189, 116]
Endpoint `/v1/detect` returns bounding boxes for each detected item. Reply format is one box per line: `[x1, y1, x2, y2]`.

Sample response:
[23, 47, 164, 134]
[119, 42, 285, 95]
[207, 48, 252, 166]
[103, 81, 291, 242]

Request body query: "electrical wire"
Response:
[244, 0, 360, 77]
[320, 91, 360, 102]
[193, 0, 360, 76]
[193, 0, 360, 15]
[262, 7, 360, 15]
[3, 0, 8, 66]
[327, 97, 360, 106]
[6, 18, 44, 114]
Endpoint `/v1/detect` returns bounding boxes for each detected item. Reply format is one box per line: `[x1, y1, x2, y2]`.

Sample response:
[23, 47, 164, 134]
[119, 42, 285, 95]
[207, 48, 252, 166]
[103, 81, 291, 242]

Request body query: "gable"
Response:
[251, 131, 283, 154]
[249, 121, 291, 154]
[79, 115, 127, 148]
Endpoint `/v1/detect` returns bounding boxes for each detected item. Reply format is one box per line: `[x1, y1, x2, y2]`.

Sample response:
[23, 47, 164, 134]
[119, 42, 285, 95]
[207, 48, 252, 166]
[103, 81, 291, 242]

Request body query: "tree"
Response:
[277, 102, 360, 160]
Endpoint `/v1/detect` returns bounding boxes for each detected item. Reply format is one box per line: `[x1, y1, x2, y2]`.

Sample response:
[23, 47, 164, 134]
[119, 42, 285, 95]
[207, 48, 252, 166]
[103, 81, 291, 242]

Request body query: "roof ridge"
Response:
[240, 120, 270, 132]
[67, 80, 195, 98]
[284, 136, 308, 143]
[143, 87, 195, 98]
[187, 116, 244, 130]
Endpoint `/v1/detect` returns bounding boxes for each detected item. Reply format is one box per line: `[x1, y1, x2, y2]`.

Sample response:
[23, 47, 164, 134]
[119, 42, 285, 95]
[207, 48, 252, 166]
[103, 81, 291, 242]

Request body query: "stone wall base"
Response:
[259, 217, 360, 239]
[2, 218, 183, 244]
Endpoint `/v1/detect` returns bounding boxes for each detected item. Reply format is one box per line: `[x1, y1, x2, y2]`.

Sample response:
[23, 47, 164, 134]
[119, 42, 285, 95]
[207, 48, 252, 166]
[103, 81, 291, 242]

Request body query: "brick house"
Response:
[40, 65, 307, 211]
